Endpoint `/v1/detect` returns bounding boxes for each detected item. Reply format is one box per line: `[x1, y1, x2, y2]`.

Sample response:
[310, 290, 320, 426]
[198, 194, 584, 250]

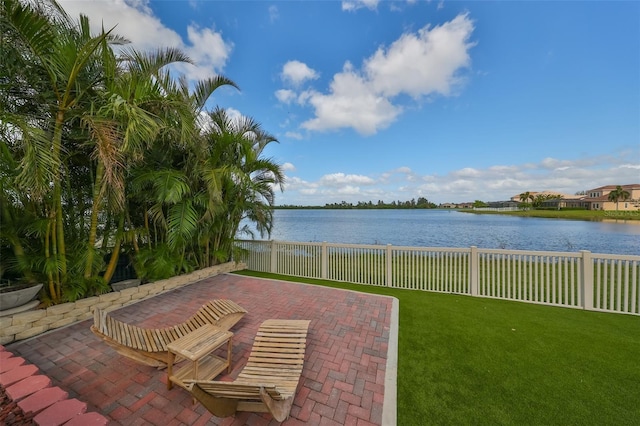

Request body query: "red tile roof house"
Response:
[582, 184, 640, 211]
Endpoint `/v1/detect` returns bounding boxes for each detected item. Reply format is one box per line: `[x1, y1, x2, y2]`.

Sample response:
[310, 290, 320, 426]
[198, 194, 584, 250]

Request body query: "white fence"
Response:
[236, 240, 640, 316]
[472, 207, 520, 211]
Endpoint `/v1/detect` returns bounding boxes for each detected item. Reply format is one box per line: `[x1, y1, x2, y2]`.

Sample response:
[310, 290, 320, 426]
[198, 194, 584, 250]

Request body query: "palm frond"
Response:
[15, 124, 57, 199]
[120, 47, 193, 76]
[191, 75, 239, 111]
[2, 0, 57, 62]
[166, 199, 199, 250]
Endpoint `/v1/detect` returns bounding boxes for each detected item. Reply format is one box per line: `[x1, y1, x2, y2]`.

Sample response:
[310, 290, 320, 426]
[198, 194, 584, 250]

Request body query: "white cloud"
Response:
[269, 5, 279, 23]
[276, 150, 640, 206]
[342, 0, 379, 12]
[284, 131, 304, 140]
[281, 61, 319, 86]
[301, 64, 401, 135]
[295, 13, 474, 136]
[365, 13, 474, 98]
[336, 185, 362, 195]
[275, 89, 297, 104]
[319, 173, 376, 186]
[489, 165, 519, 173]
[59, 0, 180, 49]
[281, 162, 296, 172]
[197, 110, 213, 133]
[181, 24, 232, 78]
[452, 167, 480, 178]
[540, 157, 573, 170]
[57, 0, 232, 82]
[618, 164, 640, 170]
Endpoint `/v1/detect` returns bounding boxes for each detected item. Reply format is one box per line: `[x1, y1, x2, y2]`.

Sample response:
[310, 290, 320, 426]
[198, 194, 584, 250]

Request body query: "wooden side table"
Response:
[166, 324, 233, 390]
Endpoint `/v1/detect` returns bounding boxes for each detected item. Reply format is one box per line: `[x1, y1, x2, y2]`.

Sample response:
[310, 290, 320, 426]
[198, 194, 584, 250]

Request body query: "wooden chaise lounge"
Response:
[186, 319, 311, 422]
[90, 299, 247, 368]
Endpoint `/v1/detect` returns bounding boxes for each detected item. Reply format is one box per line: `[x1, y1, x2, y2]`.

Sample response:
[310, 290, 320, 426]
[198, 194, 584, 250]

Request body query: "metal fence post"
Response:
[580, 250, 594, 310]
[386, 244, 393, 287]
[321, 242, 328, 279]
[270, 240, 277, 274]
[470, 246, 479, 296]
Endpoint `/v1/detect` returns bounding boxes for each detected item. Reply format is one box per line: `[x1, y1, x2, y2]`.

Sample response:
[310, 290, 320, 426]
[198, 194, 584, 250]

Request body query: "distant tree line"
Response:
[278, 197, 438, 210]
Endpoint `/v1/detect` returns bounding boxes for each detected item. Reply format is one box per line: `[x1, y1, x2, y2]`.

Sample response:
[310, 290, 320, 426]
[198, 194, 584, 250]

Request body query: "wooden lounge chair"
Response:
[186, 319, 311, 422]
[90, 299, 247, 368]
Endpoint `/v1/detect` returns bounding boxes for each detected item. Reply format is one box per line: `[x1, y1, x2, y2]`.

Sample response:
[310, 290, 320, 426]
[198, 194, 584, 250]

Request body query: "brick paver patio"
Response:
[6, 274, 398, 425]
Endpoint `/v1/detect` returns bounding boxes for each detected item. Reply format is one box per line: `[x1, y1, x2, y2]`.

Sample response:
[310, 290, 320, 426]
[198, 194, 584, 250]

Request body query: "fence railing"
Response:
[235, 240, 640, 316]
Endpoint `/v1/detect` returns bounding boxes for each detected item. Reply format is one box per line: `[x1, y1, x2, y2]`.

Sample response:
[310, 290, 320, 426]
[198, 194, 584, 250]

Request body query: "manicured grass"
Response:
[459, 209, 640, 221]
[235, 270, 640, 425]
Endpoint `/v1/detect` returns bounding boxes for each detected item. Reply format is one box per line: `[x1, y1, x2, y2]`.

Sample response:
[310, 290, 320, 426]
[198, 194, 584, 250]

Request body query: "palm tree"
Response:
[607, 186, 631, 211]
[196, 107, 284, 265]
[518, 191, 533, 209]
[1, 0, 202, 299]
[122, 72, 239, 279]
[81, 46, 197, 283]
[2, 0, 122, 301]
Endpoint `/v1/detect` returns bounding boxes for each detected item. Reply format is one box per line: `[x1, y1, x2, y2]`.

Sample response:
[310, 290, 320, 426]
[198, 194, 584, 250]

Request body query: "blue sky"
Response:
[59, 0, 639, 205]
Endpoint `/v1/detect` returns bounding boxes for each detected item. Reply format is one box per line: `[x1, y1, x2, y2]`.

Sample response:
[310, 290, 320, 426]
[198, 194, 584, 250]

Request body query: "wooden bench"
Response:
[90, 299, 247, 368]
[186, 319, 311, 422]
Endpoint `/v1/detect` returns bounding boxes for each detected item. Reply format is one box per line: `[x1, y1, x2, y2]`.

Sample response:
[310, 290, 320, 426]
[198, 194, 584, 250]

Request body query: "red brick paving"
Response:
[7, 274, 396, 425]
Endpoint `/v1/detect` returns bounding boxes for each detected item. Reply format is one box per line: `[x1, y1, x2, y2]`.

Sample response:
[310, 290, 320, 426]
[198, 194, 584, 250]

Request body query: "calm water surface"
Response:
[244, 209, 640, 256]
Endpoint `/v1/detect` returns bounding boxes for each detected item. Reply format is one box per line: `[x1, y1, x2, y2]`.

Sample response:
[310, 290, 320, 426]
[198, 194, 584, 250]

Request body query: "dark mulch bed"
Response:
[0, 385, 35, 425]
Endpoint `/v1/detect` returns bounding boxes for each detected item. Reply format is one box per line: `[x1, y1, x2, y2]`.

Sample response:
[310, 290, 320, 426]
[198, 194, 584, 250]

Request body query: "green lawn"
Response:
[459, 208, 640, 221]
[235, 270, 640, 425]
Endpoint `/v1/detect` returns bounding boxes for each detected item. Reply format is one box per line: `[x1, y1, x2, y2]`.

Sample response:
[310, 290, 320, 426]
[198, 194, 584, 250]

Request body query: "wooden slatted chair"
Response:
[186, 319, 311, 422]
[90, 299, 247, 368]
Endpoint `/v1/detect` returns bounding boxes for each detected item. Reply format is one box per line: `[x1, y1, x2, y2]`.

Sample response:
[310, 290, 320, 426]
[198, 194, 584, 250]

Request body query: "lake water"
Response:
[242, 209, 640, 256]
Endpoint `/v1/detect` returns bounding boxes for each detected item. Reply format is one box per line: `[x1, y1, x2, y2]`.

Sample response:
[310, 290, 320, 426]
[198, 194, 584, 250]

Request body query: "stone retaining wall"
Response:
[0, 262, 246, 345]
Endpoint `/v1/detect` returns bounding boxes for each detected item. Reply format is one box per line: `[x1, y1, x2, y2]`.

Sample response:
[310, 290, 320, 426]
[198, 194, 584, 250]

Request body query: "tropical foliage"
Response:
[0, 0, 283, 304]
[518, 192, 563, 209]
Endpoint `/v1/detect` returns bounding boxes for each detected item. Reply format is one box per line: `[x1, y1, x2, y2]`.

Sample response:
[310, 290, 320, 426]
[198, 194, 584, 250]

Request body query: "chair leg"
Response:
[191, 384, 239, 418]
[259, 387, 294, 423]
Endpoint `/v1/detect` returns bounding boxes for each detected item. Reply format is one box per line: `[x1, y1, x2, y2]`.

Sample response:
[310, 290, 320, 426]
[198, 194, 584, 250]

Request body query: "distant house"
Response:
[582, 184, 640, 211]
[488, 200, 520, 208]
[440, 203, 457, 209]
[440, 202, 475, 209]
[509, 185, 640, 211]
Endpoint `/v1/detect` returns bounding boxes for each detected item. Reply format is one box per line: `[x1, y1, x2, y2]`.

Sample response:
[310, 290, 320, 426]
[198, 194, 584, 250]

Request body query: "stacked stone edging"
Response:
[0, 261, 246, 345]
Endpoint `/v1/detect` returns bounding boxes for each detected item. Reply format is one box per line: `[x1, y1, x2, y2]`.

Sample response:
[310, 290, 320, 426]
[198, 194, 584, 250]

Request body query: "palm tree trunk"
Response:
[144, 207, 152, 249]
[84, 161, 105, 278]
[127, 211, 140, 254]
[44, 217, 56, 302]
[52, 110, 67, 282]
[103, 214, 125, 283]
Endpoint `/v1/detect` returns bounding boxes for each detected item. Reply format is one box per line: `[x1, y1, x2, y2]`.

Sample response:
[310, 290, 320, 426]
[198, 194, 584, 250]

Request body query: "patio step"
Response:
[6, 374, 51, 400]
[18, 387, 68, 414]
[33, 398, 87, 426]
[0, 345, 109, 425]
